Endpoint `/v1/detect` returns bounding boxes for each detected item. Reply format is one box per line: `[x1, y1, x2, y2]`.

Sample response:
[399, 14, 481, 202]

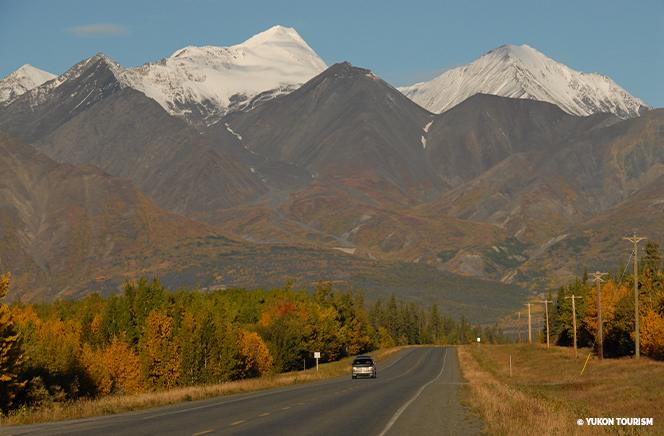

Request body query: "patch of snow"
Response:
[225, 123, 243, 140]
[334, 247, 357, 255]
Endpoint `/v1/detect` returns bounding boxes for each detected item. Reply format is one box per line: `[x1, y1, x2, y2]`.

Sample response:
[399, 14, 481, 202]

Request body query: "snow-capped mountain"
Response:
[117, 25, 327, 125]
[1, 26, 326, 126]
[399, 44, 650, 119]
[0, 64, 56, 106]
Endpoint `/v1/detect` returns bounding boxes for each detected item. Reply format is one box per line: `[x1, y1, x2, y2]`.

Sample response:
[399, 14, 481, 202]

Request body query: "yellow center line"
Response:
[193, 431, 214, 436]
[259, 413, 270, 417]
[230, 421, 245, 426]
[282, 407, 290, 410]
[298, 402, 305, 405]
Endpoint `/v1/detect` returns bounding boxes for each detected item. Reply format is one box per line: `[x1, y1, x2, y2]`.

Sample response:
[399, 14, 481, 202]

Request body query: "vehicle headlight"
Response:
[352, 367, 357, 371]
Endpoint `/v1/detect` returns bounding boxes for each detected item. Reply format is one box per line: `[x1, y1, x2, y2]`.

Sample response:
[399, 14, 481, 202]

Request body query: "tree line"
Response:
[545, 240, 664, 360]
[0, 276, 506, 414]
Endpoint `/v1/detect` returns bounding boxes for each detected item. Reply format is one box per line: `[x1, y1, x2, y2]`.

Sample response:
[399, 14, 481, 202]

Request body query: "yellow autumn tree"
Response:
[639, 273, 664, 360]
[640, 306, 664, 360]
[139, 309, 180, 390]
[104, 336, 143, 394]
[0, 273, 25, 411]
[583, 281, 626, 338]
[80, 344, 112, 396]
[237, 330, 273, 378]
[31, 317, 83, 377]
[378, 327, 394, 349]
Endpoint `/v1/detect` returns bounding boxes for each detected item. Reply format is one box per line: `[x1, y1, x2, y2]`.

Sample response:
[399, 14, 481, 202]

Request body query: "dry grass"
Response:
[458, 344, 664, 436]
[1, 347, 405, 427]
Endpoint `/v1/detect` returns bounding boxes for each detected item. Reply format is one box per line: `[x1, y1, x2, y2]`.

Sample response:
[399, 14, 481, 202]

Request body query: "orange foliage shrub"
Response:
[258, 301, 305, 327]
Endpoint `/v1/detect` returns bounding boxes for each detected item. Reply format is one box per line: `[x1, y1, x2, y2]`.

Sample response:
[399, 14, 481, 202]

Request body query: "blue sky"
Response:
[1, 0, 662, 108]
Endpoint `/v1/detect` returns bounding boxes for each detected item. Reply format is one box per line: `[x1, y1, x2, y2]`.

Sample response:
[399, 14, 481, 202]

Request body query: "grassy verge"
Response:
[1, 347, 404, 427]
[457, 344, 664, 435]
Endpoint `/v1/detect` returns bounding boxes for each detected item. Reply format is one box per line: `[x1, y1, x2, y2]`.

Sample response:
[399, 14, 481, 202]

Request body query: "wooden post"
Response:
[588, 271, 607, 360]
[623, 232, 646, 360]
[527, 303, 532, 344]
[565, 295, 582, 358]
[518, 312, 521, 344]
[541, 300, 552, 348]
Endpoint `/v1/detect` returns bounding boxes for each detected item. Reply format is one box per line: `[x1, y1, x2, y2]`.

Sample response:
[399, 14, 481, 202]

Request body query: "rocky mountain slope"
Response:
[228, 62, 445, 204]
[32, 87, 269, 218]
[420, 107, 664, 245]
[0, 129, 247, 301]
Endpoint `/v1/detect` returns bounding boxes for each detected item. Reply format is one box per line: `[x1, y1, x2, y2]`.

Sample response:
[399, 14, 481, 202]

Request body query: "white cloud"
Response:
[66, 23, 130, 37]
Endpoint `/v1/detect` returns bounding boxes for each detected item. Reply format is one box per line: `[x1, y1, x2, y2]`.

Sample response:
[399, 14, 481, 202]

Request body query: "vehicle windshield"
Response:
[353, 358, 373, 365]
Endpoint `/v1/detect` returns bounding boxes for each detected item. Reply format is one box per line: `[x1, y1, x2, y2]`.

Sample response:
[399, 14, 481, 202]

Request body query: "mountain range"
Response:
[0, 26, 661, 321]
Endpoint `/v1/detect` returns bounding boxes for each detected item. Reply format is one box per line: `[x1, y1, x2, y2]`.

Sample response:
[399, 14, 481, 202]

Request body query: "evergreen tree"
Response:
[124, 278, 168, 347]
[386, 293, 398, 341]
[428, 304, 441, 343]
[641, 240, 662, 276]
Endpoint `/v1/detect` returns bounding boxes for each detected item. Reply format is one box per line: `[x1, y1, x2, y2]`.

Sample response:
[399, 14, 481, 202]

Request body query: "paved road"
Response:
[1, 347, 481, 436]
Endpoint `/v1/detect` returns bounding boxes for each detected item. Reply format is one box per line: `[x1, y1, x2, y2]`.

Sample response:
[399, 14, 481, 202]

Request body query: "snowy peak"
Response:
[117, 25, 327, 125]
[0, 64, 56, 106]
[242, 25, 308, 50]
[488, 44, 543, 64]
[399, 44, 650, 119]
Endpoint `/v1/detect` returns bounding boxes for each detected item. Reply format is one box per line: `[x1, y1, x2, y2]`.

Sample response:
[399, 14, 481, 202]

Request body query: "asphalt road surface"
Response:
[1, 347, 481, 436]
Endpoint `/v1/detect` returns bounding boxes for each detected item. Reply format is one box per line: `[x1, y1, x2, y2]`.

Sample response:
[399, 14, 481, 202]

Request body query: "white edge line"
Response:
[377, 348, 449, 436]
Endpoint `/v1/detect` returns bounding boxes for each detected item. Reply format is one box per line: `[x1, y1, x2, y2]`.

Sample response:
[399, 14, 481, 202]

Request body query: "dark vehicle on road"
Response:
[351, 355, 377, 379]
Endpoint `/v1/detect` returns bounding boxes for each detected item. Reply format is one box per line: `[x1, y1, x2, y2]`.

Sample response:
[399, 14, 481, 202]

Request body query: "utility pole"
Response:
[527, 303, 532, 343]
[623, 232, 646, 360]
[588, 271, 607, 360]
[565, 295, 582, 358]
[517, 312, 521, 344]
[541, 300, 553, 348]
